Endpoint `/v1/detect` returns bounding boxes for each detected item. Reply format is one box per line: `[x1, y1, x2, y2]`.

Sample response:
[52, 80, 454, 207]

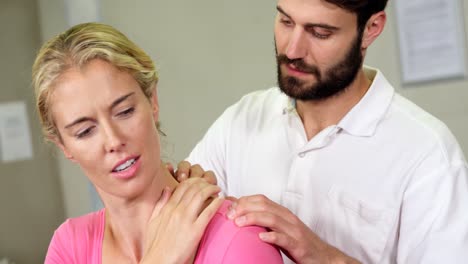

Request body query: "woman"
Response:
[33, 22, 283, 263]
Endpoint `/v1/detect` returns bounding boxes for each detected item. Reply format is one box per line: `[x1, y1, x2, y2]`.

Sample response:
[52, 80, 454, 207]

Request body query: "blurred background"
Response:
[0, 0, 467, 262]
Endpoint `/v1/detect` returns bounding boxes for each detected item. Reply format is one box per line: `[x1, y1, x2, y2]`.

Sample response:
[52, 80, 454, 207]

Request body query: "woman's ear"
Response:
[150, 85, 159, 121]
[361, 11, 386, 49]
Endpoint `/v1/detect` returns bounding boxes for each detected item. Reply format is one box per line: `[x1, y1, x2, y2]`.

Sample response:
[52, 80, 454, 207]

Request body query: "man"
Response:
[181, 0, 468, 263]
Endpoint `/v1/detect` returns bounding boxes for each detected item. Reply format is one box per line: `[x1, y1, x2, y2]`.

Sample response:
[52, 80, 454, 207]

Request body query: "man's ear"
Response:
[150, 84, 159, 121]
[51, 137, 77, 163]
[361, 11, 386, 49]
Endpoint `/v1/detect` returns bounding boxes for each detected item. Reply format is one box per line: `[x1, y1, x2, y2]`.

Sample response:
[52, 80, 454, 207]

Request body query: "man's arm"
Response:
[173, 161, 362, 263]
[227, 194, 361, 264]
[170, 103, 238, 188]
[183, 104, 237, 193]
[397, 160, 468, 263]
[170, 161, 217, 185]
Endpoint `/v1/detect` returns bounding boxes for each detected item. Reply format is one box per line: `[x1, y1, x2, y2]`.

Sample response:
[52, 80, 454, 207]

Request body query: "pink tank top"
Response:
[45, 200, 283, 263]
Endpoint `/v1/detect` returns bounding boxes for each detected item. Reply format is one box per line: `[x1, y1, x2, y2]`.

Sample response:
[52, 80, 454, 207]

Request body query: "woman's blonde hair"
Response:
[32, 22, 158, 141]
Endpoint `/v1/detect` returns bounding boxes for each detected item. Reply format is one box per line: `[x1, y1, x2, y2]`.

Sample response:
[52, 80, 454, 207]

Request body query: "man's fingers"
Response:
[202, 170, 218, 185]
[225, 196, 238, 202]
[189, 164, 204, 178]
[176, 161, 192, 181]
[232, 210, 292, 233]
[174, 162, 218, 188]
[259, 231, 294, 249]
[229, 195, 291, 220]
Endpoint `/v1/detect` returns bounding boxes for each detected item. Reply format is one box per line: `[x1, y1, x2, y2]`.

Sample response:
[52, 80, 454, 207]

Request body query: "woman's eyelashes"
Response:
[73, 107, 136, 139]
[116, 107, 135, 118]
[75, 126, 95, 139]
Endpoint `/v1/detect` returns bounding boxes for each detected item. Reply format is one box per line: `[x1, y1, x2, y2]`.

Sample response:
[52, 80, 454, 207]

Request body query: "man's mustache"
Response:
[276, 54, 320, 76]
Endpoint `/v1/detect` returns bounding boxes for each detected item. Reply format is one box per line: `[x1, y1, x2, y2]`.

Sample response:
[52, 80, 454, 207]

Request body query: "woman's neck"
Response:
[101, 162, 179, 263]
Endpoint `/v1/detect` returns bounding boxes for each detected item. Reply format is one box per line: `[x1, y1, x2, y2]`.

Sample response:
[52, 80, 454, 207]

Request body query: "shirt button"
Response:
[298, 152, 305, 158]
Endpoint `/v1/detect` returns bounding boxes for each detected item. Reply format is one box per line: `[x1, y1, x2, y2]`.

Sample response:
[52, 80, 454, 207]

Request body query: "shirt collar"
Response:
[283, 97, 297, 115]
[337, 66, 395, 137]
[281, 66, 395, 137]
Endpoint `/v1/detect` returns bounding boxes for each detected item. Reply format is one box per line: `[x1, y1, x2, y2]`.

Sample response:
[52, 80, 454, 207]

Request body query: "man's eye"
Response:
[281, 19, 293, 26]
[308, 29, 331, 39]
[313, 32, 330, 39]
[117, 107, 135, 117]
[76, 127, 94, 139]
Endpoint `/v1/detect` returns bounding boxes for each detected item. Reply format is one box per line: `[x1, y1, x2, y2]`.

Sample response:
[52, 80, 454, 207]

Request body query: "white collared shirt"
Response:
[188, 67, 468, 263]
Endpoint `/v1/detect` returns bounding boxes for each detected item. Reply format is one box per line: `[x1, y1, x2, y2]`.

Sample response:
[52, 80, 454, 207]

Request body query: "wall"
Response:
[100, 0, 278, 162]
[366, 1, 468, 151]
[0, 0, 64, 263]
[99, 0, 468, 162]
[36, 0, 94, 219]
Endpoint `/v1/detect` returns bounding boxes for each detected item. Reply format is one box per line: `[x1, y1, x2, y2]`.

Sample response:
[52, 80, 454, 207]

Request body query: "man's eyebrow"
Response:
[276, 6, 291, 19]
[64, 92, 135, 129]
[277, 5, 339, 31]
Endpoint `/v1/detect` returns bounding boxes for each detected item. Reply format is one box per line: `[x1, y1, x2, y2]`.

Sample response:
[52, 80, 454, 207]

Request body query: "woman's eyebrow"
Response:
[110, 92, 135, 109]
[65, 116, 92, 129]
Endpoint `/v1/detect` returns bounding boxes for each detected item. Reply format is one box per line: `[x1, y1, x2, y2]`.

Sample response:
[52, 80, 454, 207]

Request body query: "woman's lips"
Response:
[111, 156, 141, 179]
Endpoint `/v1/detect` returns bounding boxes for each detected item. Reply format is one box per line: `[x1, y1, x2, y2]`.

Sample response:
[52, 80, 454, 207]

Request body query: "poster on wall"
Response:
[0, 101, 33, 163]
[395, 0, 467, 84]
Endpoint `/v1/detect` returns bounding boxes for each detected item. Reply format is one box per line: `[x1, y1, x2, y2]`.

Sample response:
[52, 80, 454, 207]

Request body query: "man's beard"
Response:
[276, 32, 364, 101]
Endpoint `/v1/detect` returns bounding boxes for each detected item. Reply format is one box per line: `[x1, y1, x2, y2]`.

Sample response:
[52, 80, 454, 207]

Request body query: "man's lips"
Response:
[285, 64, 311, 76]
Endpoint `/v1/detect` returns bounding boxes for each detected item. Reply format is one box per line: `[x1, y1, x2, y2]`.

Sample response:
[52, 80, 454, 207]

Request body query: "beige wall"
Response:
[0, 0, 64, 263]
[42, 0, 468, 218]
[366, 1, 468, 152]
[36, 0, 94, 219]
[100, 0, 279, 162]
[99, 0, 468, 162]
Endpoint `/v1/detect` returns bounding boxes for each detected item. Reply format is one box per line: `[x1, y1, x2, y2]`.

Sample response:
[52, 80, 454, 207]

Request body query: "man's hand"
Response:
[227, 194, 360, 264]
[167, 161, 217, 185]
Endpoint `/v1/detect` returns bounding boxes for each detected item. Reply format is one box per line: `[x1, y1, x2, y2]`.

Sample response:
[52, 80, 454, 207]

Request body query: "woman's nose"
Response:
[103, 123, 126, 153]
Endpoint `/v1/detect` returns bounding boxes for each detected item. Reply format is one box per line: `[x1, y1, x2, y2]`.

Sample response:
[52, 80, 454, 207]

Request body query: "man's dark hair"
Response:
[325, 0, 388, 33]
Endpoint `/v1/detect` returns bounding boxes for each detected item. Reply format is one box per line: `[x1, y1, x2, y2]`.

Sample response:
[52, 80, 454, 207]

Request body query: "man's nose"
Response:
[285, 28, 308, 60]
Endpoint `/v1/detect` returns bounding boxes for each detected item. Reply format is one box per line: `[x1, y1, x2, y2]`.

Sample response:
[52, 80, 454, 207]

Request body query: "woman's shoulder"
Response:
[195, 200, 283, 263]
[205, 200, 271, 243]
[45, 209, 105, 264]
[60, 209, 106, 233]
